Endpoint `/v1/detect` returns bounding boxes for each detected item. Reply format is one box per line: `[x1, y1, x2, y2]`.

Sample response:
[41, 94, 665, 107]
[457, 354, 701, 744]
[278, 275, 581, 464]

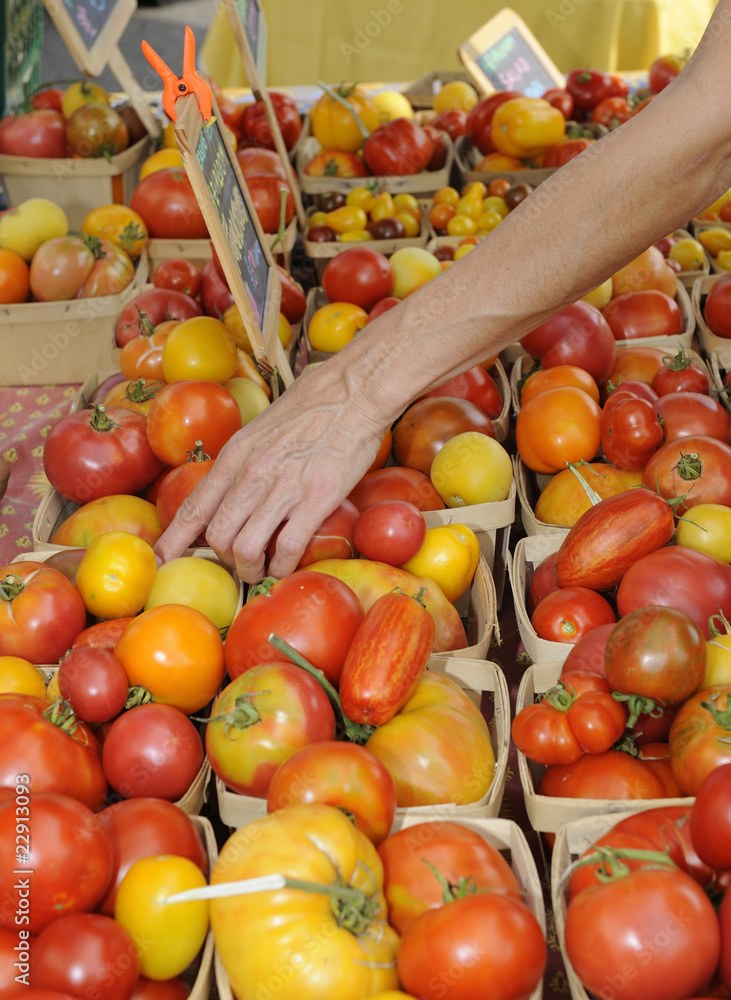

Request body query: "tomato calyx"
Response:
[611, 691, 664, 729]
[89, 404, 120, 433]
[269, 632, 375, 744]
[543, 680, 579, 712]
[198, 691, 263, 734]
[42, 697, 81, 736]
[661, 346, 693, 372]
[0, 572, 26, 602]
[246, 575, 278, 603]
[125, 685, 154, 709]
[699, 690, 731, 737]
[566, 844, 678, 884]
[708, 611, 731, 639]
[185, 440, 211, 463]
[124, 378, 164, 404]
[119, 221, 146, 257]
[675, 451, 703, 481]
[135, 308, 157, 338]
[424, 860, 496, 905]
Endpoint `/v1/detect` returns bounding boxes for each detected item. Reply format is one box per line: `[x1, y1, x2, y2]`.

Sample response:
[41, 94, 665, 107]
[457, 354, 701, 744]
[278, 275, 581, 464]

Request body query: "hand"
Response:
[153, 365, 386, 583]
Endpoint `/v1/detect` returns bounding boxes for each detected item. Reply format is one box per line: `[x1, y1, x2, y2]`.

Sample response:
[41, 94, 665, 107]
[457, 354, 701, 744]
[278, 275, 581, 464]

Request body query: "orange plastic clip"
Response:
[142, 25, 213, 124]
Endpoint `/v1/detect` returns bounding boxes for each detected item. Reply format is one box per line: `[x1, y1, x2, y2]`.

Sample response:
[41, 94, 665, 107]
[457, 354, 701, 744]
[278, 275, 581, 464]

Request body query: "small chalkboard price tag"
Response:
[42, 0, 161, 136]
[222, 0, 306, 232]
[458, 8, 564, 98]
[174, 93, 293, 386]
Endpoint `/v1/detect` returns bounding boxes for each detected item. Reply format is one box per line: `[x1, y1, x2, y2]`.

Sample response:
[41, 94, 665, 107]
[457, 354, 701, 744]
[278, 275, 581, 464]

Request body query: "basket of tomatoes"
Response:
[0, 81, 155, 230]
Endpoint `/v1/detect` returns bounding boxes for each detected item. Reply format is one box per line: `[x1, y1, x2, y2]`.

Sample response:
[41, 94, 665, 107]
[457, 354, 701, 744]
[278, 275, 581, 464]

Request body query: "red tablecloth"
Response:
[0, 384, 79, 565]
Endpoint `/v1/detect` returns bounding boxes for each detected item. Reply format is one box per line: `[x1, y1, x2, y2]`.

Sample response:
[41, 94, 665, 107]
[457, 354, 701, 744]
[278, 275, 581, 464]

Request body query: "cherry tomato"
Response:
[58, 647, 130, 724]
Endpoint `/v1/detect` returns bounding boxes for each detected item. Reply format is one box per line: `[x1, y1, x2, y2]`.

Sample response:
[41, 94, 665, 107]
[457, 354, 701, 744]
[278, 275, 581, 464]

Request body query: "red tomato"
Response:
[266, 741, 396, 844]
[521, 301, 617, 384]
[566, 68, 614, 110]
[146, 381, 242, 467]
[276, 264, 307, 324]
[590, 95, 632, 127]
[704, 273, 731, 338]
[604, 379, 659, 404]
[0, 695, 107, 810]
[224, 571, 364, 687]
[199, 259, 235, 319]
[604, 606, 706, 709]
[155, 450, 213, 539]
[245, 174, 294, 233]
[530, 588, 616, 644]
[617, 545, 731, 639]
[527, 550, 560, 613]
[96, 797, 208, 914]
[688, 763, 731, 871]
[43, 405, 163, 504]
[651, 348, 711, 395]
[322, 248, 393, 311]
[339, 588, 435, 726]
[129, 980, 190, 1000]
[240, 92, 302, 151]
[130, 168, 208, 239]
[348, 466, 446, 511]
[0, 792, 113, 933]
[236, 147, 288, 179]
[649, 53, 686, 92]
[465, 92, 522, 155]
[560, 623, 614, 678]
[538, 749, 666, 800]
[353, 500, 426, 565]
[720, 890, 731, 991]
[600, 392, 663, 470]
[543, 137, 594, 168]
[542, 87, 574, 119]
[31, 913, 139, 1000]
[153, 258, 201, 297]
[430, 107, 467, 140]
[58, 647, 130, 724]
[641, 435, 731, 513]
[393, 396, 495, 474]
[267, 500, 360, 568]
[512, 671, 627, 765]
[654, 392, 731, 443]
[367, 296, 401, 322]
[31, 88, 64, 113]
[0, 109, 68, 157]
[115, 287, 202, 347]
[397, 891, 546, 1000]
[102, 703, 204, 801]
[669, 685, 731, 795]
[363, 119, 434, 176]
[602, 289, 684, 340]
[205, 663, 336, 796]
[0, 562, 86, 663]
[421, 365, 502, 418]
[564, 867, 720, 1000]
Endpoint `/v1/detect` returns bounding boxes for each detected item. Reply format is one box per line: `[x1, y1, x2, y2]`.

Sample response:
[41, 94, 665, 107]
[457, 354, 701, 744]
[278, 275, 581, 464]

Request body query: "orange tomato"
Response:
[516, 385, 602, 474]
[601, 346, 667, 400]
[611, 246, 677, 298]
[0, 248, 30, 303]
[114, 604, 226, 715]
[81, 205, 148, 260]
[520, 364, 600, 405]
[368, 428, 393, 473]
[534, 462, 643, 527]
[474, 152, 525, 172]
[487, 178, 512, 198]
[308, 302, 368, 352]
[231, 350, 272, 398]
[428, 203, 455, 230]
[119, 326, 174, 381]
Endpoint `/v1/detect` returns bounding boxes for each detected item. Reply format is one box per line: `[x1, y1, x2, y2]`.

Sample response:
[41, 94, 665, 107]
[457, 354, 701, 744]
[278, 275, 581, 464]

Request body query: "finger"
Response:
[267, 502, 341, 580]
[154, 460, 232, 563]
[229, 505, 290, 583]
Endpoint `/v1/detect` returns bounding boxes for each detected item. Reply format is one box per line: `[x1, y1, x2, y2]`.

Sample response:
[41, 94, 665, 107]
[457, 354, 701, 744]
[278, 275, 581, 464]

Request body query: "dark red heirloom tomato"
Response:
[353, 500, 426, 566]
[688, 763, 731, 871]
[240, 92, 302, 150]
[0, 562, 86, 663]
[0, 109, 68, 157]
[421, 364, 502, 418]
[43, 404, 163, 505]
[348, 467, 446, 512]
[115, 287, 202, 347]
[130, 168, 208, 239]
[363, 119, 434, 176]
[521, 301, 616, 384]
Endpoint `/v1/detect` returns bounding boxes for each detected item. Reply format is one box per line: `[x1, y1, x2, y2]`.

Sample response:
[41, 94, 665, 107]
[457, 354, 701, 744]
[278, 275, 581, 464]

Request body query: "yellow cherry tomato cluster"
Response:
[428, 181, 511, 240]
[697, 227, 731, 271]
[307, 188, 422, 242]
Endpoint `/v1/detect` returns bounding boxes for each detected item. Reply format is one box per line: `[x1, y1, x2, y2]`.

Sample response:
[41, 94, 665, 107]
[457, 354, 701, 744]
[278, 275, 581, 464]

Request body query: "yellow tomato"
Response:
[433, 187, 460, 208]
[400, 524, 480, 603]
[140, 148, 184, 180]
[453, 243, 477, 260]
[699, 227, 731, 257]
[346, 186, 376, 212]
[433, 80, 478, 114]
[162, 120, 177, 148]
[0, 656, 46, 698]
[676, 503, 731, 563]
[461, 181, 487, 201]
[0, 198, 68, 261]
[431, 432, 512, 506]
[114, 855, 209, 980]
[308, 210, 328, 228]
[475, 210, 503, 233]
[310, 85, 381, 153]
[61, 81, 109, 118]
[370, 192, 396, 222]
[162, 316, 238, 383]
[481, 195, 508, 218]
[340, 229, 374, 241]
[717, 250, 731, 270]
[75, 530, 157, 619]
[395, 213, 420, 238]
[455, 195, 483, 220]
[45, 670, 61, 702]
[669, 237, 705, 271]
[392, 193, 421, 219]
[371, 90, 414, 122]
[324, 205, 368, 234]
[697, 189, 731, 220]
[144, 557, 239, 629]
[225, 376, 270, 426]
[82, 205, 148, 260]
[704, 631, 731, 687]
[582, 278, 613, 310]
[446, 215, 477, 236]
[308, 302, 368, 352]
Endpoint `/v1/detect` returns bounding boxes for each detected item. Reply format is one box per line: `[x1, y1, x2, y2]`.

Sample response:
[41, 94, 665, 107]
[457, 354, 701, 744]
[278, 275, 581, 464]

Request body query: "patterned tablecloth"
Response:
[0, 377, 572, 998]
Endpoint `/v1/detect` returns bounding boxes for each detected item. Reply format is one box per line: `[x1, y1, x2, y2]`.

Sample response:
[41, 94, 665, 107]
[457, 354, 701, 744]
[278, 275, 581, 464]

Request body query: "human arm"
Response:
[156, 0, 731, 582]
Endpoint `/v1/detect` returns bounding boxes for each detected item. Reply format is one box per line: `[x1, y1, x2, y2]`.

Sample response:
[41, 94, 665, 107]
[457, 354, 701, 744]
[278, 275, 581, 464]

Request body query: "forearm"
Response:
[323, 3, 731, 428]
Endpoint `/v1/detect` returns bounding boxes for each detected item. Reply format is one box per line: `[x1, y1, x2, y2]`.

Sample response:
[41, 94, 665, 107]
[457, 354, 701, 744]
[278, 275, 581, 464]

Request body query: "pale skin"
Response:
[156, 0, 731, 583]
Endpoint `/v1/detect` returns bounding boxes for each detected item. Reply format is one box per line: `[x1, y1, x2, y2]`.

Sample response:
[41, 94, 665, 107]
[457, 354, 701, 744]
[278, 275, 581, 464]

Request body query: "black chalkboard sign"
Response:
[476, 27, 557, 98]
[174, 93, 288, 382]
[458, 8, 564, 98]
[195, 113, 268, 325]
[43, 0, 136, 76]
